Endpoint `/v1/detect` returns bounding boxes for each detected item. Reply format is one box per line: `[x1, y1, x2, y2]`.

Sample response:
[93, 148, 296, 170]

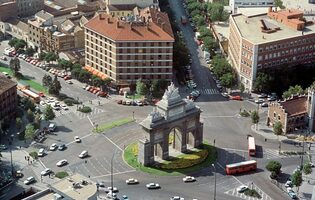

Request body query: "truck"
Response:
[181, 16, 188, 24]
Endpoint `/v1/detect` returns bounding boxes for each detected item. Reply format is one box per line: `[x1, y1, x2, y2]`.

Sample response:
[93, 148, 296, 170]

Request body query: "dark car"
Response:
[58, 144, 66, 151]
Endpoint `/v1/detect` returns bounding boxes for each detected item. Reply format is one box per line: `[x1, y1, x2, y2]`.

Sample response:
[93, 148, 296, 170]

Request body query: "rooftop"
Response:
[49, 173, 97, 200]
[0, 74, 17, 95]
[5, 19, 28, 32]
[85, 7, 174, 41]
[107, 4, 137, 11]
[280, 96, 307, 116]
[36, 10, 54, 21]
[232, 9, 315, 44]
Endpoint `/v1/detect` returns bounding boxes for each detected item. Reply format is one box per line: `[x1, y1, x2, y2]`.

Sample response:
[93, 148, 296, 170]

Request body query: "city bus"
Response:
[248, 136, 256, 156]
[21, 89, 40, 103]
[226, 160, 257, 175]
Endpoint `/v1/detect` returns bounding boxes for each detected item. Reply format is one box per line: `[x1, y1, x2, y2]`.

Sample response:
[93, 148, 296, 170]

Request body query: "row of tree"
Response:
[136, 79, 169, 98]
[42, 74, 62, 96]
[8, 38, 35, 56]
[211, 56, 236, 88]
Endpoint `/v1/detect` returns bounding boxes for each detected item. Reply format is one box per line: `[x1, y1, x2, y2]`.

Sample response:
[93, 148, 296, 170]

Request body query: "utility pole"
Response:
[212, 164, 217, 200]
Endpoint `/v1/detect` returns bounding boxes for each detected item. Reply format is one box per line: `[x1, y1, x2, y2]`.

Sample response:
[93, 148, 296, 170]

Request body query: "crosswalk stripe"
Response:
[200, 88, 220, 95]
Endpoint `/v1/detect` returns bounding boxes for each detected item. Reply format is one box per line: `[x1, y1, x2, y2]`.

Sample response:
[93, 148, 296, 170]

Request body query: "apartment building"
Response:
[84, 7, 174, 85]
[16, 0, 44, 17]
[28, 10, 54, 49]
[267, 88, 315, 134]
[0, 74, 17, 121]
[0, 19, 29, 42]
[106, 4, 138, 17]
[229, 0, 274, 13]
[0, 1, 17, 21]
[228, 8, 315, 91]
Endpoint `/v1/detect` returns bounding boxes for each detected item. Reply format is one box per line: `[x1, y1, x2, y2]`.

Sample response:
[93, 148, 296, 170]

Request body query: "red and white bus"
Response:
[248, 136, 256, 156]
[226, 160, 257, 175]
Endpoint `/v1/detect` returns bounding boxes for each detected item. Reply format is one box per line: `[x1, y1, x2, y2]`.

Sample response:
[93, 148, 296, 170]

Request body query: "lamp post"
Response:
[212, 163, 217, 200]
[9, 134, 14, 176]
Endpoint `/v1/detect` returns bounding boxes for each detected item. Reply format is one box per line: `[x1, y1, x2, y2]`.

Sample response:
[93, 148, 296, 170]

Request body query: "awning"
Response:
[84, 65, 109, 80]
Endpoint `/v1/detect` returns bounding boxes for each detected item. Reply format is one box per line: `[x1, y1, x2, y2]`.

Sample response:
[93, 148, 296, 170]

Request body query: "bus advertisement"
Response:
[226, 160, 257, 175]
[248, 136, 256, 156]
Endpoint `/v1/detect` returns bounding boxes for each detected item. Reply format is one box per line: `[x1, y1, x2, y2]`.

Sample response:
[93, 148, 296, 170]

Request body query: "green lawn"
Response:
[126, 94, 144, 100]
[124, 142, 217, 176]
[94, 118, 135, 133]
[0, 64, 47, 93]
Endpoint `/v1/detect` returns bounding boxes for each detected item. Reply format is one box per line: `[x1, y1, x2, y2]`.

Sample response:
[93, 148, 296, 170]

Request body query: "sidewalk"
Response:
[299, 170, 315, 200]
[251, 122, 287, 141]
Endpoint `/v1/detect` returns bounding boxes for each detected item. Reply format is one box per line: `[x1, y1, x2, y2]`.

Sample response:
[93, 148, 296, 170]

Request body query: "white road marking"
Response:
[100, 134, 123, 151]
[216, 162, 243, 185]
[90, 169, 136, 179]
[220, 147, 248, 153]
[87, 116, 95, 127]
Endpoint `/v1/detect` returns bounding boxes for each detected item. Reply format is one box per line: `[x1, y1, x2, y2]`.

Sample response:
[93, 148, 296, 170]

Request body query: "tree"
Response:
[136, 79, 148, 95]
[42, 74, 53, 88]
[16, 117, 22, 130]
[39, 52, 47, 60]
[58, 59, 73, 71]
[26, 109, 34, 123]
[14, 39, 27, 50]
[25, 124, 35, 141]
[207, 3, 229, 22]
[44, 105, 55, 121]
[25, 47, 35, 57]
[45, 52, 59, 63]
[266, 160, 282, 175]
[291, 170, 303, 192]
[203, 36, 217, 52]
[34, 113, 41, 130]
[78, 70, 91, 83]
[48, 75, 62, 95]
[24, 98, 35, 112]
[173, 38, 189, 70]
[239, 83, 245, 93]
[71, 67, 82, 79]
[253, 73, 272, 93]
[282, 85, 304, 99]
[303, 163, 312, 175]
[8, 38, 19, 47]
[273, 121, 283, 153]
[9, 57, 21, 77]
[251, 110, 260, 130]
[274, 0, 285, 9]
[91, 75, 103, 87]
[220, 73, 235, 88]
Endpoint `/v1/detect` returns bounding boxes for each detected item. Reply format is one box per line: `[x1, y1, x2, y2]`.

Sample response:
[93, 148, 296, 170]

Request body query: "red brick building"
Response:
[0, 74, 17, 121]
[267, 88, 315, 134]
[229, 8, 315, 91]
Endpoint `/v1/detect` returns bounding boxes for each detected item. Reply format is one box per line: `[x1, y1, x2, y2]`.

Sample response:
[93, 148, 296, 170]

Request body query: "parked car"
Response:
[126, 178, 139, 184]
[170, 197, 184, 200]
[24, 176, 36, 185]
[49, 143, 58, 151]
[230, 95, 242, 101]
[183, 176, 196, 182]
[16, 170, 23, 178]
[255, 99, 264, 104]
[288, 191, 297, 199]
[56, 159, 68, 167]
[106, 186, 118, 193]
[79, 150, 88, 158]
[261, 102, 269, 107]
[258, 93, 268, 98]
[146, 183, 160, 189]
[58, 144, 66, 151]
[0, 144, 7, 150]
[41, 168, 52, 176]
[38, 148, 45, 157]
[74, 136, 81, 143]
[285, 180, 292, 188]
[66, 80, 73, 84]
[237, 185, 248, 193]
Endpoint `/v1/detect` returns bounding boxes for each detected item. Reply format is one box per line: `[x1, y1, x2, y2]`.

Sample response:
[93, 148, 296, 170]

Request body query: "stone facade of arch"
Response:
[138, 83, 203, 166]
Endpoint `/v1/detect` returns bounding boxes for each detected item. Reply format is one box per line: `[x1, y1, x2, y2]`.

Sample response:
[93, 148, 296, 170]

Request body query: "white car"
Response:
[74, 136, 81, 143]
[285, 180, 292, 187]
[56, 159, 68, 167]
[106, 186, 118, 192]
[237, 185, 248, 193]
[38, 148, 45, 157]
[24, 176, 35, 185]
[287, 187, 294, 193]
[66, 80, 73, 84]
[41, 168, 52, 176]
[146, 183, 160, 189]
[39, 101, 46, 106]
[49, 143, 58, 151]
[79, 150, 88, 158]
[183, 176, 196, 182]
[170, 197, 184, 200]
[126, 178, 139, 184]
[61, 104, 69, 110]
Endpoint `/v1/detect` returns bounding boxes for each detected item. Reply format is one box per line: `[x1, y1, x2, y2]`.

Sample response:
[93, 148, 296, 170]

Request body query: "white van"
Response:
[48, 123, 56, 132]
[79, 150, 88, 158]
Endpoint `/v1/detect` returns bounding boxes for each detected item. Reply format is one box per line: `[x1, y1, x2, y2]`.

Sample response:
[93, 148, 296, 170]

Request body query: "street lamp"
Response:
[212, 163, 216, 200]
[8, 134, 14, 177]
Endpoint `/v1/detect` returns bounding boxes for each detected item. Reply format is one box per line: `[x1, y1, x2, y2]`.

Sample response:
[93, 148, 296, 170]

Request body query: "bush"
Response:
[244, 189, 262, 199]
[55, 171, 69, 179]
[266, 160, 282, 174]
[78, 106, 92, 113]
[64, 98, 79, 106]
[303, 163, 312, 175]
[270, 171, 277, 179]
[240, 110, 250, 117]
[29, 151, 38, 160]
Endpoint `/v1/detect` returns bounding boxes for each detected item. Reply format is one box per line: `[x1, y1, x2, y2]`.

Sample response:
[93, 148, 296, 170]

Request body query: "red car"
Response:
[230, 95, 243, 101]
[64, 76, 71, 80]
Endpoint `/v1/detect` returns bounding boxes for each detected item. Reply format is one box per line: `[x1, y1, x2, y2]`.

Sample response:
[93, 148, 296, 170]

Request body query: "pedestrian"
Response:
[25, 156, 27, 160]
[85, 160, 87, 164]
[98, 101, 100, 105]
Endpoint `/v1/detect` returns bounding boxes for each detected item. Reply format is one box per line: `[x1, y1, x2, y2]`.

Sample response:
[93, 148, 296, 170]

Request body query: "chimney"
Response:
[262, 35, 265, 39]
[268, 6, 272, 13]
[107, 17, 110, 24]
[116, 21, 119, 29]
[161, 22, 165, 31]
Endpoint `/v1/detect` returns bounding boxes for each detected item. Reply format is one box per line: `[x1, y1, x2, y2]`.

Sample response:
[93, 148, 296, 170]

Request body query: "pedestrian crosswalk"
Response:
[258, 148, 303, 160]
[53, 106, 105, 119]
[225, 182, 273, 200]
[200, 88, 220, 95]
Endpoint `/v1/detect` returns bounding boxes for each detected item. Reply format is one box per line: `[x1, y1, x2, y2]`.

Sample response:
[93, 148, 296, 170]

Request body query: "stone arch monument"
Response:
[138, 83, 203, 166]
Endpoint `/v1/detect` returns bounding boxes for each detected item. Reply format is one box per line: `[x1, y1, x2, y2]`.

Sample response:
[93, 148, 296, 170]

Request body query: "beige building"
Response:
[106, 4, 138, 17]
[28, 10, 54, 49]
[228, 8, 315, 91]
[0, 19, 29, 42]
[84, 7, 174, 85]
